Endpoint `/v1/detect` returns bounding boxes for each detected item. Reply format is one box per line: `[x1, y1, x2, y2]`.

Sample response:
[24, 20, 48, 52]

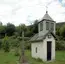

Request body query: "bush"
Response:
[14, 47, 20, 56]
[56, 41, 65, 50]
[25, 41, 31, 50]
[3, 36, 10, 52]
[9, 37, 20, 48]
[0, 39, 2, 49]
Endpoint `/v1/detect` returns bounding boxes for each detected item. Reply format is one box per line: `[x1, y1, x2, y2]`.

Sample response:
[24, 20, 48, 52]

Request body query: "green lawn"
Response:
[0, 50, 65, 64]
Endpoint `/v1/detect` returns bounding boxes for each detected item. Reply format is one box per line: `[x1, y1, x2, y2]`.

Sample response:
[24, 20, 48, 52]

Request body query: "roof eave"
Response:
[30, 39, 43, 43]
[38, 19, 55, 24]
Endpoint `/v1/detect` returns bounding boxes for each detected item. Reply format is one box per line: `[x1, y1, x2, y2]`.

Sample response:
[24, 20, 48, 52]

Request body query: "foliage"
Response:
[0, 21, 65, 51]
[14, 47, 20, 56]
[33, 20, 38, 33]
[60, 25, 65, 38]
[56, 41, 65, 50]
[16, 24, 27, 36]
[0, 25, 6, 38]
[25, 41, 31, 50]
[56, 27, 60, 36]
[3, 36, 10, 52]
[10, 37, 20, 48]
[5, 23, 16, 36]
[0, 39, 2, 49]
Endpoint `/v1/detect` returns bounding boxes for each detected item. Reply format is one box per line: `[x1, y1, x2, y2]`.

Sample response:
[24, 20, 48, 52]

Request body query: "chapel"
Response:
[30, 11, 56, 61]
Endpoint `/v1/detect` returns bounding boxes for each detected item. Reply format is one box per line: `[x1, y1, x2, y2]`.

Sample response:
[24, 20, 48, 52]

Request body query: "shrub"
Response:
[3, 36, 10, 52]
[10, 37, 20, 48]
[0, 39, 2, 49]
[14, 47, 20, 56]
[25, 41, 31, 50]
[56, 41, 65, 50]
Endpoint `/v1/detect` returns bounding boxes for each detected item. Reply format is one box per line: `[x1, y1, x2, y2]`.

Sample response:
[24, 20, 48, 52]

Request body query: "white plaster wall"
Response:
[31, 42, 43, 59]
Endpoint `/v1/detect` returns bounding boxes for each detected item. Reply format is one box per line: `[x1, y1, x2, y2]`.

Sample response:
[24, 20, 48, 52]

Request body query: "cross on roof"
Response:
[46, 4, 48, 14]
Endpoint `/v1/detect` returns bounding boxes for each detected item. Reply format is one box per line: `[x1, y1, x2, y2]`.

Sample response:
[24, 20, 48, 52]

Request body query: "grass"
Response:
[25, 50, 65, 64]
[0, 50, 65, 64]
[0, 50, 19, 64]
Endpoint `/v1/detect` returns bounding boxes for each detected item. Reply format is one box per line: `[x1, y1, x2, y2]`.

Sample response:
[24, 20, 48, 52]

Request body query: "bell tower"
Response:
[38, 11, 56, 36]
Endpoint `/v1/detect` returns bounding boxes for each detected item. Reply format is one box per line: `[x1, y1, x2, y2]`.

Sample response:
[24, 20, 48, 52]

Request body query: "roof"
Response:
[30, 31, 57, 42]
[39, 11, 55, 23]
[43, 12, 53, 21]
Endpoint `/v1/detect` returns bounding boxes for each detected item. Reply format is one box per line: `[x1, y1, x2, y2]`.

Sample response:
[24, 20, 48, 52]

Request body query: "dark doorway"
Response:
[47, 41, 52, 61]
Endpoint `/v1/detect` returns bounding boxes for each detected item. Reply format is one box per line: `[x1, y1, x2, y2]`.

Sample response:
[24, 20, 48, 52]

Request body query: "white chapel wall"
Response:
[31, 42, 43, 59]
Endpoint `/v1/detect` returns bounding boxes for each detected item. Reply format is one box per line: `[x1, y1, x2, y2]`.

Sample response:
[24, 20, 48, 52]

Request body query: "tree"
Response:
[33, 20, 38, 33]
[56, 27, 60, 36]
[16, 24, 27, 36]
[25, 20, 38, 37]
[0, 25, 6, 38]
[60, 25, 65, 38]
[6, 23, 16, 36]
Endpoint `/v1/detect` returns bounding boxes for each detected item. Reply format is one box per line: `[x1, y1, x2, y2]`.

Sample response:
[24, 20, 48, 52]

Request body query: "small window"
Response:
[40, 22, 43, 31]
[36, 47, 37, 53]
[46, 22, 49, 30]
[51, 23, 54, 31]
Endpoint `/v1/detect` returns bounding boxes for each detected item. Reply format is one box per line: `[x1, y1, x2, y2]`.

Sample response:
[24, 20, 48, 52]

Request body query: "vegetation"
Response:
[0, 50, 18, 64]
[0, 21, 65, 63]
[0, 50, 65, 64]
[25, 50, 65, 64]
[3, 37, 10, 52]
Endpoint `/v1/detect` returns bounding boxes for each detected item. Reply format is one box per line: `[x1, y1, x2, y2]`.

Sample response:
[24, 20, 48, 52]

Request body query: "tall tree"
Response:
[6, 23, 16, 36]
[56, 27, 60, 36]
[33, 20, 38, 33]
[0, 25, 6, 38]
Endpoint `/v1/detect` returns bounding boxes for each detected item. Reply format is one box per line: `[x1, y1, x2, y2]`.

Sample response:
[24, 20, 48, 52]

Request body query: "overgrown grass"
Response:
[0, 50, 65, 64]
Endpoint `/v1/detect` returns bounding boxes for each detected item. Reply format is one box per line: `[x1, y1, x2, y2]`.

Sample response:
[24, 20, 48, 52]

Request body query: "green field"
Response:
[0, 50, 65, 64]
